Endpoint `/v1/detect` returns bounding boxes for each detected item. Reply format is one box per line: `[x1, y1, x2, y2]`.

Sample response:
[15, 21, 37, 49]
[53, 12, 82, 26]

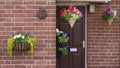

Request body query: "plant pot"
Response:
[108, 18, 114, 26]
[68, 18, 76, 28]
[13, 42, 30, 51]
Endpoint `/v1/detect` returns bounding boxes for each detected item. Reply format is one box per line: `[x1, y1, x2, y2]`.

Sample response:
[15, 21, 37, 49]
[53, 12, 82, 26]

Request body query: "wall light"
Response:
[89, 3, 95, 13]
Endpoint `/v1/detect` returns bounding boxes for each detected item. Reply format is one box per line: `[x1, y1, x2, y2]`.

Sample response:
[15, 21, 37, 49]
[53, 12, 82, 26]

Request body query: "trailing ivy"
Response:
[27, 38, 36, 54]
[7, 38, 14, 56]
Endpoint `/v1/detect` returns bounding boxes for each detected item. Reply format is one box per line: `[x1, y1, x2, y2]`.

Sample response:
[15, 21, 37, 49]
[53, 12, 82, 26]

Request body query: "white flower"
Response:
[56, 29, 59, 32]
[22, 35, 24, 39]
[114, 10, 117, 16]
[16, 35, 20, 38]
[19, 34, 22, 37]
[112, 10, 117, 16]
[13, 35, 17, 39]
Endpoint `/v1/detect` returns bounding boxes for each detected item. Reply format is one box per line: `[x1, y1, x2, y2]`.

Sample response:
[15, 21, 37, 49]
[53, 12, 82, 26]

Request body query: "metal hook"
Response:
[70, 0, 72, 6]
[106, 1, 110, 7]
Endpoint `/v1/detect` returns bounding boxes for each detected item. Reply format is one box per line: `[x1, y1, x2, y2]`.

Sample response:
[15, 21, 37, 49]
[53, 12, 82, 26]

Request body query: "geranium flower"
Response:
[60, 8, 66, 16]
[60, 6, 83, 21]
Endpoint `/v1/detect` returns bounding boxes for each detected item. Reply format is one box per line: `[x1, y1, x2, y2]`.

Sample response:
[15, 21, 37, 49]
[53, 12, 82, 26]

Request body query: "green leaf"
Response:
[58, 47, 68, 55]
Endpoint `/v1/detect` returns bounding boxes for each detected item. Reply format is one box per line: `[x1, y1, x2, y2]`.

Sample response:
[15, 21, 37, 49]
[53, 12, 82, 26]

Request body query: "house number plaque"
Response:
[37, 8, 47, 19]
[70, 48, 77, 52]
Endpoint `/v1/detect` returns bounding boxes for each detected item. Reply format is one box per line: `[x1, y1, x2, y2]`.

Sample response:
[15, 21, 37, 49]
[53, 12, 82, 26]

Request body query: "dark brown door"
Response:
[56, 6, 85, 68]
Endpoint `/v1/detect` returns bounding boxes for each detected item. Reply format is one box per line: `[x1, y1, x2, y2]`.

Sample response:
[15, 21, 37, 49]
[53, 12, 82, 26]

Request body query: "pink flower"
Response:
[73, 6, 77, 12]
[69, 6, 77, 12]
[76, 9, 83, 17]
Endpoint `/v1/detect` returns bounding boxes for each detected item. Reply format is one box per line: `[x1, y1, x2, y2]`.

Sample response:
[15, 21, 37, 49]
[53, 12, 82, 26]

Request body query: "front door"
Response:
[56, 6, 85, 68]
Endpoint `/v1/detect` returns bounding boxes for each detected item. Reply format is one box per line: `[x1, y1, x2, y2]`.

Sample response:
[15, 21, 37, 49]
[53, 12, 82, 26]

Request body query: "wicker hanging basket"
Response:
[68, 18, 76, 28]
[108, 18, 114, 26]
[13, 42, 30, 51]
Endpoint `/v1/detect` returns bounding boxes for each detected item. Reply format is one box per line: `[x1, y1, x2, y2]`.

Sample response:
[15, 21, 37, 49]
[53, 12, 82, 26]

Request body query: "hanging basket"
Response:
[68, 18, 76, 28]
[13, 42, 30, 51]
[108, 18, 114, 26]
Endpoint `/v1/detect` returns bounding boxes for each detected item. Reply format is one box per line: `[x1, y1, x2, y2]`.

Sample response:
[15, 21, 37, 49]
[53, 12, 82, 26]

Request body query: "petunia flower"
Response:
[106, 6, 111, 14]
[59, 33, 63, 37]
[67, 46, 70, 53]
[22, 35, 25, 39]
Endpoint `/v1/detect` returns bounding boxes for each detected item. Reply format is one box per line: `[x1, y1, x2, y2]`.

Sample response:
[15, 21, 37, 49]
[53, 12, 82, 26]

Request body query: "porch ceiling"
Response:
[57, 0, 111, 3]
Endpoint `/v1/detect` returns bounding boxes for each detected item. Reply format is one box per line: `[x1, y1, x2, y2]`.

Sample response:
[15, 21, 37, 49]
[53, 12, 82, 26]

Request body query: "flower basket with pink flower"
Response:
[60, 6, 83, 28]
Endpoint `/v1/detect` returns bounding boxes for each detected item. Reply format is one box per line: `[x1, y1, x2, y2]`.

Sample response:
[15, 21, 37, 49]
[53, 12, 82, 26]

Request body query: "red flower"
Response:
[66, 11, 69, 15]
[60, 8, 66, 16]
[63, 8, 66, 11]
[60, 11, 64, 16]
[69, 6, 74, 11]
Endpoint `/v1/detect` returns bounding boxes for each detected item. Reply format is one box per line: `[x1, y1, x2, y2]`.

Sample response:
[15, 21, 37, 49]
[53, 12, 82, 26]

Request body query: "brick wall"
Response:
[0, 0, 56, 68]
[87, 0, 120, 68]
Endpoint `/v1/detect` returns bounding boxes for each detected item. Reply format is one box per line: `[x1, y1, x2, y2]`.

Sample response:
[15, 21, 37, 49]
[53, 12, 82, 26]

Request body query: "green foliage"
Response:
[62, 13, 71, 21]
[58, 47, 68, 55]
[57, 35, 69, 43]
[13, 33, 29, 42]
[56, 29, 71, 57]
[103, 12, 116, 20]
[56, 30, 70, 44]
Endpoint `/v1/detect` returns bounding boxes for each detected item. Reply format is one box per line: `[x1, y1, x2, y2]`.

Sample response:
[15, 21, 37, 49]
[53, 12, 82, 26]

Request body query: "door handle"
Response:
[83, 41, 86, 48]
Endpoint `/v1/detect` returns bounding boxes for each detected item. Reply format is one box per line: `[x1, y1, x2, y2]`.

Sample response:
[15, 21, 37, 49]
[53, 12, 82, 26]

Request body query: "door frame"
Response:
[56, 3, 88, 68]
[85, 5, 88, 68]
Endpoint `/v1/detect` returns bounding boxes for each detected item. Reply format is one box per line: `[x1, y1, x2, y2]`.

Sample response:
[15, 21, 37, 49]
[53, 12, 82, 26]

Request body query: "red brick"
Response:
[23, 61, 34, 64]
[3, 65, 13, 68]
[15, 65, 25, 68]
[44, 65, 56, 68]
[12, 27, 23, 30]
[12, 2, 24, 5]
[15, 23, 26, 26]
[33, 56, 44, 60]
[0, 61, 4, 64]
[14, 14, 26, 17]
[3, 6, 14, 9]
[35, 1, 46, 5]
[33, 65, 44, 68]
[15, 6, 26, 9]
[11, 61, 22, 64]
[13, 10, 24, 13]
[24, 1, 35, 5]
